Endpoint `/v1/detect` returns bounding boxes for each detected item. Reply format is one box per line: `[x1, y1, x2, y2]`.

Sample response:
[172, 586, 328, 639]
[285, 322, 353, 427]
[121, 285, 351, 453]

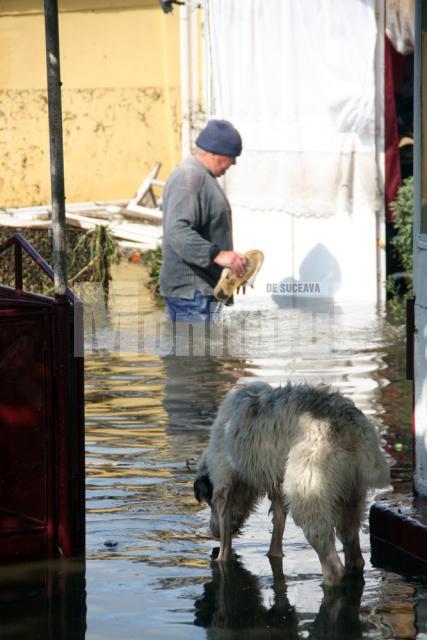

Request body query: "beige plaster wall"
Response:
[0, 1, 181, 207]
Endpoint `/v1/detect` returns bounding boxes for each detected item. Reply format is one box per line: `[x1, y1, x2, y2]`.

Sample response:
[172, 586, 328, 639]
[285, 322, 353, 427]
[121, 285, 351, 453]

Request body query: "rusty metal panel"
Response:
[0, 295, 85, 559]
[0, 234, 85, 560]
[0, 307, 55, 558]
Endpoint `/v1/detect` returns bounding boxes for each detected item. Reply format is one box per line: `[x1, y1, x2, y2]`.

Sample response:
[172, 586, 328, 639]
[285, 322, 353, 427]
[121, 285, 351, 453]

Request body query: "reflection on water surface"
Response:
[1, 263, 425, 639]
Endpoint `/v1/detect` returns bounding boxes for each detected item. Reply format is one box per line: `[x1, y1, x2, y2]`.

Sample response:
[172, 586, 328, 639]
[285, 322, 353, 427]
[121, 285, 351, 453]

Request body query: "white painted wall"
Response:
[414, 303, 427, 495]
[413, 203, 427, 495]
[232, 205, 380, 306]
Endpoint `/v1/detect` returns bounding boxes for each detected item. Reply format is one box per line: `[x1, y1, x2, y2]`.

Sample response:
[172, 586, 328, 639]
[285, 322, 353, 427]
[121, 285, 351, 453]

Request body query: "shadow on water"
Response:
[195, 555, 365, 640]
[0, 559, 86, 640]
[162, 352, 247, 434]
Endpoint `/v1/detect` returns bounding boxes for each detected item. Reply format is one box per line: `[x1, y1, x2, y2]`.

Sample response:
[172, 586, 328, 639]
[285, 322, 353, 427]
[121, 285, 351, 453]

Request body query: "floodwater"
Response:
[2, 261, 427, 639]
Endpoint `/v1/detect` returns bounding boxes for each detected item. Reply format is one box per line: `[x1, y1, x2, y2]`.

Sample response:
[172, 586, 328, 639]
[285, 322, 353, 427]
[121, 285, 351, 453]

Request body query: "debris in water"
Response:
[104, 540, 118, 548]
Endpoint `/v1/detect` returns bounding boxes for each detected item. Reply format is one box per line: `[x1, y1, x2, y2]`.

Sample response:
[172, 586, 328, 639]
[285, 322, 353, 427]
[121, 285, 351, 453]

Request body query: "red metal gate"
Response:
[0, 234, 85, 559]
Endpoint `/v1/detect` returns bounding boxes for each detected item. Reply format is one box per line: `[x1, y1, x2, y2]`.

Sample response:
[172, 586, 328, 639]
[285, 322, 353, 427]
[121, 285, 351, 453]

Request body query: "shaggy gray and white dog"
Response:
[194, 381, 390, 586]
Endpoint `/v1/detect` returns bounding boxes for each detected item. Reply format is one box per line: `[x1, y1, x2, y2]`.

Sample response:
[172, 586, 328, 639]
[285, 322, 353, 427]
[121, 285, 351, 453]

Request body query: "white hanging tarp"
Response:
[204, 0, 380, 217]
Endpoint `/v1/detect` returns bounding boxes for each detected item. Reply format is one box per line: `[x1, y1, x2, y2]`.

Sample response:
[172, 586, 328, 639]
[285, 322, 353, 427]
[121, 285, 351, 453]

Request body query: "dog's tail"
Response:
[319, 402, 390, 492]
[284, 411, 390, 533]
[357, 416, 390, 490]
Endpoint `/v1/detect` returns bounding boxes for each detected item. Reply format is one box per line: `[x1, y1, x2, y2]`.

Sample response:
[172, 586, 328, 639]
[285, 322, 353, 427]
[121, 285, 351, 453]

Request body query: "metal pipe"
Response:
[44, 0, 67, 295]
[190, 5, 199, 121]
[374, 0, 385, 309]
[413, 0, 424, 495]
[202, 0, 213, 117]
[180, 3, 191, 158]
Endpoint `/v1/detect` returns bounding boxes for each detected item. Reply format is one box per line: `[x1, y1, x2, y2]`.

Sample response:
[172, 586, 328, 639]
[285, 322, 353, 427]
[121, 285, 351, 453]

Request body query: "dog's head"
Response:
[194, 452, 213, 499]
[194, 473, 214, 507]
[194, 454, 258, 540]
[194, 453, 229, 539]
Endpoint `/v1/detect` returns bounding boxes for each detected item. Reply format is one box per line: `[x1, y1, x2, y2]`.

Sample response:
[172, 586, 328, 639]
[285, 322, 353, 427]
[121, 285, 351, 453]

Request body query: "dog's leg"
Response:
[215, 489, 233, 562]
[218, 512, 232, 562]
[304, 527, 346, 587]
[335, 497, 365, 575]
[267, 489, 287, 558]
[268, 555, 292, 616]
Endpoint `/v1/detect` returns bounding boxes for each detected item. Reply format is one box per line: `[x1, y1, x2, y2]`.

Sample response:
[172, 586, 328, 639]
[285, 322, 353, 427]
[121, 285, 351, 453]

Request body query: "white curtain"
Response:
[204, 0, 380, 217]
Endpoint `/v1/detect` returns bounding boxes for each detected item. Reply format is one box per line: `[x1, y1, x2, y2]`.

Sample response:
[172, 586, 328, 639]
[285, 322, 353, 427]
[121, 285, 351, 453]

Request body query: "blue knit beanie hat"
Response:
[196, 120, 242, 157]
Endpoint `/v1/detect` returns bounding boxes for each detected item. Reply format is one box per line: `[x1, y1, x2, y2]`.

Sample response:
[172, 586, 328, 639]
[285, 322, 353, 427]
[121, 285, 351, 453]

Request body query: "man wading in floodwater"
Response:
[159, 120, 247, 322]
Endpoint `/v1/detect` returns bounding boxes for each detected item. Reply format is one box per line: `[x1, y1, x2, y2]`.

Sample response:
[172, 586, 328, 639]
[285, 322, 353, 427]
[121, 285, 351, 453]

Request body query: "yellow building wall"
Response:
[0, 0, 181, 207]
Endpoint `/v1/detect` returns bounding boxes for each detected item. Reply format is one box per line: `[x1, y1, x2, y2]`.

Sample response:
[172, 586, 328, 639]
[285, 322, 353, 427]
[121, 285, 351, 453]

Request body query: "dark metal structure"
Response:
[0, 234, 85, 559]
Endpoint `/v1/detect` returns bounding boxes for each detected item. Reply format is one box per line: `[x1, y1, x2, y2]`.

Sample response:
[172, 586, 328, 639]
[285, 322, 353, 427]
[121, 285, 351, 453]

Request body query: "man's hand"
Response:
[213, 250, 247, 277]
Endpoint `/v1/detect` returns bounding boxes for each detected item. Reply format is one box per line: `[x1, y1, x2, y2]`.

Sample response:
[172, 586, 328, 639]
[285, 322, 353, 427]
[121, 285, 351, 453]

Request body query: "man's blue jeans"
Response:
[165, 290, 219, 322]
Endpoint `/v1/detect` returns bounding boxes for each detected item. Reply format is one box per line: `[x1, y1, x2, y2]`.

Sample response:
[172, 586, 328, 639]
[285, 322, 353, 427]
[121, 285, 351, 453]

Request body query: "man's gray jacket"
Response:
[159, 156, 233, 299]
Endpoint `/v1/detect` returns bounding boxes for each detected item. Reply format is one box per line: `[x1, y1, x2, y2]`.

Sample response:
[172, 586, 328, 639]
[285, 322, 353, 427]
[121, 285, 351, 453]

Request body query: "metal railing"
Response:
[0, 232, 75, 302]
